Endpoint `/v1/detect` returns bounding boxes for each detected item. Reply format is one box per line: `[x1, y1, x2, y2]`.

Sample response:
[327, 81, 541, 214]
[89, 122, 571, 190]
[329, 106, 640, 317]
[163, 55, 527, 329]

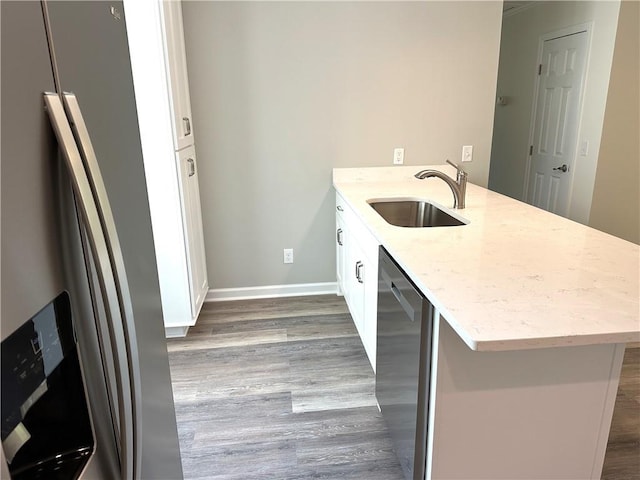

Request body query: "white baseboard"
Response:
[205, 282, 338, 302]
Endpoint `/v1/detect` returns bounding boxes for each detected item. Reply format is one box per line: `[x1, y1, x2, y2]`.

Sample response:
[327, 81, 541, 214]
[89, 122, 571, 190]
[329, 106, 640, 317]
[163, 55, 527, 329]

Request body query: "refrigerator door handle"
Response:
[61, 92, 144, 480]
[43, 93, 139, 480]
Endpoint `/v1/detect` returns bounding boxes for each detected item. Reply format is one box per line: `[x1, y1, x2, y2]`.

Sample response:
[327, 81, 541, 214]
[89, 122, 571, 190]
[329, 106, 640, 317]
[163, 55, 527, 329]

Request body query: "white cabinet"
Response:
[345, 237, 366, 338]
[161, 0, 194, 151]
[361, 253, 378, 365]
[124, 0, 208, 337]
[335, 192, 379, 370]
[176, 146, 208, 318]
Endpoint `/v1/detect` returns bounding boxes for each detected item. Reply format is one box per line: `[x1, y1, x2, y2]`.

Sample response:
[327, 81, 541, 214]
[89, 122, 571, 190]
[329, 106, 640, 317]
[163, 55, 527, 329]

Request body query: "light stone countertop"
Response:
[333, 165, 640, 351]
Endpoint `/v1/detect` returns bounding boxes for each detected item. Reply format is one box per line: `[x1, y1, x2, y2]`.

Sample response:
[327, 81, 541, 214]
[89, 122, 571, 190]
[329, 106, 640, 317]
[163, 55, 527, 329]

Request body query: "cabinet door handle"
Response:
[183, 116, 191, 136]
[355, 261, 364, 283]
[336, 205, 344, 212]
[336, 228, 343, 246]
[187, 158, 195, 177]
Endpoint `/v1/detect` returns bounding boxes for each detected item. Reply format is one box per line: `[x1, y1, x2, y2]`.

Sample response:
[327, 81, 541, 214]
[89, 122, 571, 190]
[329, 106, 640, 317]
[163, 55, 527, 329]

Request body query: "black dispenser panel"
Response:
[1, 292, 94, 479]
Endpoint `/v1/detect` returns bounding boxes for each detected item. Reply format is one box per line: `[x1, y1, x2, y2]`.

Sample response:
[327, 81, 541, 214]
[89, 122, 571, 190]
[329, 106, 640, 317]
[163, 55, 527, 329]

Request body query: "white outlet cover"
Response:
[462, 145, 473, 163]
[393, 148, 404, 165]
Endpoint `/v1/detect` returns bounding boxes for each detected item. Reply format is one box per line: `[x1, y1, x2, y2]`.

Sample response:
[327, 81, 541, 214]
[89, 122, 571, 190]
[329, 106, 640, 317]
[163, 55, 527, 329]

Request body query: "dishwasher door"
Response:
[376, 247, 434, 480]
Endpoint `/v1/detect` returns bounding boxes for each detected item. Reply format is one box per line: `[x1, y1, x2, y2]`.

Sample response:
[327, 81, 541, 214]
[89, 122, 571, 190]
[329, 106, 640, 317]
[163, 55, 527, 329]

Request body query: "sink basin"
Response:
[368, 199, 466, 227]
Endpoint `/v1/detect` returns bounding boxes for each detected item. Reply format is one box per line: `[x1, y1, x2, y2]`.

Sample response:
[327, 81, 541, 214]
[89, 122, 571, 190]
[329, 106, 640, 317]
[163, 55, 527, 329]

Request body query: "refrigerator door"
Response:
[42, 2, 183, 478]
[43, 92, 139, 479]
[1, 2, 119, 478]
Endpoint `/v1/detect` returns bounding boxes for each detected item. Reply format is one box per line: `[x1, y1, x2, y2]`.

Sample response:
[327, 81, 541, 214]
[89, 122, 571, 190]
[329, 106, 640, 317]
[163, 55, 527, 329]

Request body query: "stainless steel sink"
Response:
[369, 199, 466, 227]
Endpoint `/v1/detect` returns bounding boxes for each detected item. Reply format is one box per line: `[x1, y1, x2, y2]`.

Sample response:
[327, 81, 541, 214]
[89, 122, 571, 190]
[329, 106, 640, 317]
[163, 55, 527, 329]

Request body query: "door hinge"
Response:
[529, 145, 534, 156]
[538, 64, 542, 75]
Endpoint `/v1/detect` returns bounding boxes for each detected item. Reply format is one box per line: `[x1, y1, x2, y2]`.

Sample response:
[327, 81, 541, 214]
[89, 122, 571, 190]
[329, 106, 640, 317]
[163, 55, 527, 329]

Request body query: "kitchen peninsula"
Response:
[333, 165, 639, 479]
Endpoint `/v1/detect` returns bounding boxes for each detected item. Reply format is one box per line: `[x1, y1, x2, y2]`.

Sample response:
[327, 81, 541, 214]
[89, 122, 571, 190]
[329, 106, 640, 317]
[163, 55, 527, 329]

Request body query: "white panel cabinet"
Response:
[336, 192, 379, 370]
[346, 237, 366, 338]
[175, 146, 208, 318]
[124, 0, 208, 337]
[161, 0, 194, 151]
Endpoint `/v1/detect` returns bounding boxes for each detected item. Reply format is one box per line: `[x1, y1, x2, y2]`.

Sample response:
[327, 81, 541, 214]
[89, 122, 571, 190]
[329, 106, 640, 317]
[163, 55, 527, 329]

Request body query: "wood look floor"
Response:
[168, 295, 639, 480]
[167, 295, 404, 480]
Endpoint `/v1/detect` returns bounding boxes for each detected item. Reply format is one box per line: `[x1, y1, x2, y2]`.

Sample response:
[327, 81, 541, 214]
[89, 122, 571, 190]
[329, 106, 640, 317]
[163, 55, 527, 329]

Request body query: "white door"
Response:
[527, 31, 588, 216]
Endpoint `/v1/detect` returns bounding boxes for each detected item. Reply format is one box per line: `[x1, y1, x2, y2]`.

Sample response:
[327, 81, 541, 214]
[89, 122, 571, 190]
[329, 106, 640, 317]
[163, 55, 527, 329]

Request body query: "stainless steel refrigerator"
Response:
[1, 2, 184, 478]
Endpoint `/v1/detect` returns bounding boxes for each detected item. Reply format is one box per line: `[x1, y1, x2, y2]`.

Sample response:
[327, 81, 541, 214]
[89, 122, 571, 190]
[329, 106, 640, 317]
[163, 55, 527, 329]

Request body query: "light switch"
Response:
[580, 141, 589, 156]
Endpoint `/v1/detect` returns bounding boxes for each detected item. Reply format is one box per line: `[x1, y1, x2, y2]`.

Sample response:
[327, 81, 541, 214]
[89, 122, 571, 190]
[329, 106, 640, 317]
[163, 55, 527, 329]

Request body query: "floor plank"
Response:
[168, 294, 639, 480]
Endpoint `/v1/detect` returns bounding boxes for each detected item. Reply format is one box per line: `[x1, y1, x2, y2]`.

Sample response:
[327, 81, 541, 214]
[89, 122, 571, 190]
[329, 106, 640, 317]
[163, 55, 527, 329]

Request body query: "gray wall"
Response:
[589, 0, 639, 245]
[488, 1, 620, 224]
[182, 1, 502, 289]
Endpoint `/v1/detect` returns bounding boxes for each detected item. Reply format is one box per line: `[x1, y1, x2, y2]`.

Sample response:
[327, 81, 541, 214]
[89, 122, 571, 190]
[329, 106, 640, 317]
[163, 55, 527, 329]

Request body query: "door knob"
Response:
[553, 164, 568, 172]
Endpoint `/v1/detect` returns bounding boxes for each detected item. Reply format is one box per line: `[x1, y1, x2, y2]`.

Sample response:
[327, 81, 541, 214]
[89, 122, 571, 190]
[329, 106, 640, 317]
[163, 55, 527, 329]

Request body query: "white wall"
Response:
[182, 1, 502, 289]
[488, 1, 621, 224]
[589, 0, 639, 245]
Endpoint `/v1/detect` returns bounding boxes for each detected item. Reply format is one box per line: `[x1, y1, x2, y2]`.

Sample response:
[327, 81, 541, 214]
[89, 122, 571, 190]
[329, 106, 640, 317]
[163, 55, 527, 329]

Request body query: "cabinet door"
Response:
[346, 237, 366, 339]
[161, 0, 194, 150]
[362, 252, 378, 371]
[348, 242, 377, 371]
[176, 146, 208, 318]
[336, 211, 347, 294]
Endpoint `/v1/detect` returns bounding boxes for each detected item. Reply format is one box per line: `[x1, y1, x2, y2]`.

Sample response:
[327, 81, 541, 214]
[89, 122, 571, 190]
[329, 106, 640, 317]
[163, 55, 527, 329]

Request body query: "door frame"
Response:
[522, 22, 593, 208]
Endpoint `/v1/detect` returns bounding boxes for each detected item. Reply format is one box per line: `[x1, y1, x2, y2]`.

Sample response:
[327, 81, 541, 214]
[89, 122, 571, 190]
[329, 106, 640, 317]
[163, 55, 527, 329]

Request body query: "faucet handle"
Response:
[446, 159, 462, 172]
[447, 158, 467, 184]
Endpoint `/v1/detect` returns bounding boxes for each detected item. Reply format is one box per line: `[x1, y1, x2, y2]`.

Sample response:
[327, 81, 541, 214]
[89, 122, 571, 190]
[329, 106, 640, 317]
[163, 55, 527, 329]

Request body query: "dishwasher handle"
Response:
[381, 267, 419, 323]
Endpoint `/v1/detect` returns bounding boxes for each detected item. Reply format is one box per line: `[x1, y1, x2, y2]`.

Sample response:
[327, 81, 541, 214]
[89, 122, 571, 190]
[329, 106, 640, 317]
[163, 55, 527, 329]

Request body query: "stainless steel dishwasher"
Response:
[376, 247, 434, 480]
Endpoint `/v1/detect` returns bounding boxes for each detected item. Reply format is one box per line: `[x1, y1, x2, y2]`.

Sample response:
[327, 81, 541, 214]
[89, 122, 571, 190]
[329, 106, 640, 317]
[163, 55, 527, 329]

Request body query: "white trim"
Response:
[165, 326, 189, 338]
[205, 282, 339, 302]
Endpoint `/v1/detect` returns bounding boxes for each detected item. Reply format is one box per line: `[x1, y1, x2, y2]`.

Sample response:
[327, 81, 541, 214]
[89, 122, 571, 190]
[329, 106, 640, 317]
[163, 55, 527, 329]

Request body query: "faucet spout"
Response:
[414, 160, 467, 209]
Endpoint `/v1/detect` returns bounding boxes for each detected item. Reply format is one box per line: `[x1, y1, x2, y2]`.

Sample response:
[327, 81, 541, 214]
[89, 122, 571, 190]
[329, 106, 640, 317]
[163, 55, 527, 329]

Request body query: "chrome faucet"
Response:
[414, 160, 468, 209]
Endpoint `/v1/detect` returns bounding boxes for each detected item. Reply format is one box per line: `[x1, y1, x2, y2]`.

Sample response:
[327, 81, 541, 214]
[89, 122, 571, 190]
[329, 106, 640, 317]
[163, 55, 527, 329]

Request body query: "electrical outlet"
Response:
[393, 148, 404, 165]
[462, 145, 473, 163]
[283, 248, 294, 264]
